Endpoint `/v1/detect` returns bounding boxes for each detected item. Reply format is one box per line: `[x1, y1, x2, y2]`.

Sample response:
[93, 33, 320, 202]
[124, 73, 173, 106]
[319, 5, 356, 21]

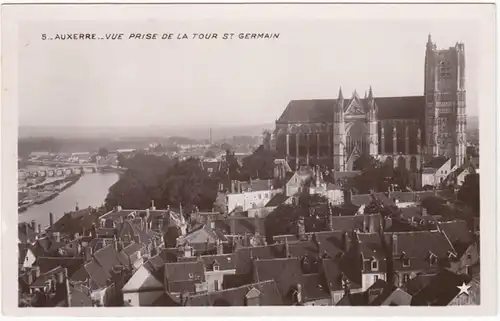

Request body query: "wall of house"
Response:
[422, 173, 436, 187]
[123, 290, 164, 306]
[91, 287, 108, 306]
[286, 178, 303, 197]
[22, 249, 37, 268]
[326, 189, 344, 205]
[247, 207, 276, 218]
[205, 269, 236, 292]
[457, 169, 471, 186]
[226, 189, 282, 213]
[449, 243, 480, 274]
[435, 161, 452, 184]
[362, 272, 386, 291]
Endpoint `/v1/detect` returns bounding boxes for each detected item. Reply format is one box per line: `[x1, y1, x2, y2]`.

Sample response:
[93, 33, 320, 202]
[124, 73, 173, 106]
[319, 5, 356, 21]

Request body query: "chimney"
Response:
[296, 284, 303, 304]
[369, 215, 376, 234]
[328, 203, 334, 231]
[27, 269, 34, 285]
[31, 220, 36, 231]
[49, 212, 54, 227]
[363, 216, 368, 233]
[392, 234, 398, 256]
[53, 231, 61, 243]
[297, 217, 306, 240]
[216, 239, 223, 254]
[151, 199, 156, 211]
[117, 205, 123, 212]
[84, 246, 93, 262]
[63, 268, 70, 307]
[210, 221, 215, 230]
[343, 231, 350, 252]
[180, 203, 183, 218]
[33, 265, 41, 279]
[422, 207, 428, 216]
[37, 224, 42, 235]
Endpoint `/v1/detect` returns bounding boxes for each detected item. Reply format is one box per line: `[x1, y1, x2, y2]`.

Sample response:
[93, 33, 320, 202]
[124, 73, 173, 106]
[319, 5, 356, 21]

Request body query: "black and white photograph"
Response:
[1, 1, 497, 316]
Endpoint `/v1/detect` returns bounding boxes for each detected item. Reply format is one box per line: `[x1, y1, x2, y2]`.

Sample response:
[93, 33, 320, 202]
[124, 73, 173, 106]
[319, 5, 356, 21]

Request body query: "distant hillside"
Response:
[19, 123, 274, 141]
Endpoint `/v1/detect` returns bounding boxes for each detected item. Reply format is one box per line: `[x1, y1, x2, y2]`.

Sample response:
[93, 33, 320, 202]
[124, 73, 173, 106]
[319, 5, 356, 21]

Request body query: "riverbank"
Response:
[18, 174, 82, 213]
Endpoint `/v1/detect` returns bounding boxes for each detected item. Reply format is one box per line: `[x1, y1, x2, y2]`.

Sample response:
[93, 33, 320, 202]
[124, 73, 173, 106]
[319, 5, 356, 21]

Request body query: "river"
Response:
[19, 172, 120, 227]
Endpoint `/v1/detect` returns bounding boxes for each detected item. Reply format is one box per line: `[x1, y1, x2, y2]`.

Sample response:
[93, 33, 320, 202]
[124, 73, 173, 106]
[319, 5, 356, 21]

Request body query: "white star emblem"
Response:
[457, 282, 471, 296]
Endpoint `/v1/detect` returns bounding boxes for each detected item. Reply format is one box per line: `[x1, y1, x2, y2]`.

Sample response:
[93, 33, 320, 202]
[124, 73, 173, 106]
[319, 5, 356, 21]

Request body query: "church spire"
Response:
[338, 87, 343, 101]
[368, 86, 373, 100]
[427, 33, 434, 50]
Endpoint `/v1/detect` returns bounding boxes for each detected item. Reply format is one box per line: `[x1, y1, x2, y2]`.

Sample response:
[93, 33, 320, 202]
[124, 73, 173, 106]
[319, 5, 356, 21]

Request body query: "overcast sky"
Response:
[18, 5, 490, 128]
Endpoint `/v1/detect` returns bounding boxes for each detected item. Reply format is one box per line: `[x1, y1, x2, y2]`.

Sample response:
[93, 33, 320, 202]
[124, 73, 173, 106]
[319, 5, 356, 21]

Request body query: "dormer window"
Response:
[371, 259, 379, 271]
[402, 257, 410, 268]
[213, 262, 220, 271]
[429, 253, 438, 266]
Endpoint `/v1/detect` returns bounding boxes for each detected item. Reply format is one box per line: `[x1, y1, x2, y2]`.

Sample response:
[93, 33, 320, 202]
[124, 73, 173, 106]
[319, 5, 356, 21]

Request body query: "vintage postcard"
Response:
[1, 1, 497, 317]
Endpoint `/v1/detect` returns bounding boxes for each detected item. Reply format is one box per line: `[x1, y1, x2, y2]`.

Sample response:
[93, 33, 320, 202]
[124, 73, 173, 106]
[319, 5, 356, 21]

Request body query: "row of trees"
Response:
[104, 143, 278, 214]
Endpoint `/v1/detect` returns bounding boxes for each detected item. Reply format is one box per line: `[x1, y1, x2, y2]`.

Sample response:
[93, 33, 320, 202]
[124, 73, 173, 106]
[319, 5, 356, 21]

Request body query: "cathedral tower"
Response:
[333, 87, 346, 171]
[424, 34, 467, 166]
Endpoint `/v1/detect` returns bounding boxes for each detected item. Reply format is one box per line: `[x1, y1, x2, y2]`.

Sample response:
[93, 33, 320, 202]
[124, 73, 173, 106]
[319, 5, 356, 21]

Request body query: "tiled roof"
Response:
[314, 231, 348, 259]
[201, 254, 236, 271]
[164, 261, 206, 289]
[423, 156, 449, 169]
[322, 258, 361, 292]
[287, 240, 318, 258]
[387, 230, 455, 271]
[185, 280, 283, 306]
[438, 220, 474, 247]
[151, 292, 181, 306]
[235, 244, 287, 274]
[30, 266, 65, 287]
[223, 217, 266, 236]
[329, 214, 382, 233]
[122, 242, 143, 256]
[239, 179, 273, 192]
[36, 256, 85, 277]
[265, 193, 289, 207]
[253, 258, 303, 303]
[357, 233, 390, 273]
[410, 269, 472, 306]
[301, 273, 330, 301]
[277, 96, 424, 124]
[93, 244, 129, 275]
[177, 224, 228, 246]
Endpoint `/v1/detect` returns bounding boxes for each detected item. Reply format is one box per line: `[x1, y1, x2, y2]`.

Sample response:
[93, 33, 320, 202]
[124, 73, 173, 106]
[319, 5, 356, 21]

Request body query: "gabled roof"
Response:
[253, 258, 303, 304]
[18, 244, 32, 266]
[322, 258, 361, 292]
[235, 244, 287, 274]
[314, 231, 347, 259]
[287, 240, 318, 258]
[438, 220, 475, 256]
[30, 266, 65, 287]
[222, 217, 266, 236]
[164, 261, 206, 285]
[410, 269, 472, 306]
[301, 273, 330, 301]
[177, 224, 228, 246]
[122, 263, 164, 293]
[423, 156, 450, 169]
[387, 230, 455, 271]
[36, 256, 85, 277]
[185, 280, 283, 306]
[265, 193, 289, 207]
[122, 242, 143, 256]
[201, 254, 236, 271]
[93, 244, 129, 274]
[277, 96, 425, 124]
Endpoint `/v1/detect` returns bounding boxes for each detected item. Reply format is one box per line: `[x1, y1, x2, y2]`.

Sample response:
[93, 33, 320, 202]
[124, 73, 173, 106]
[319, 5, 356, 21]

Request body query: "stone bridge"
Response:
[19, 166, 100, 179]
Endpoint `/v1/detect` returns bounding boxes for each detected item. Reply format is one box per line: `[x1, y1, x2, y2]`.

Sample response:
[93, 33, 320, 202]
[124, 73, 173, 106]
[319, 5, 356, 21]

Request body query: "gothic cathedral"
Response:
[271, 35, 467, 173]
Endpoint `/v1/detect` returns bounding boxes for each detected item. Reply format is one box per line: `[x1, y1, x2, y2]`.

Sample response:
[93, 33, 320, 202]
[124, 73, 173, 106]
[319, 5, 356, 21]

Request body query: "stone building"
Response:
[271, 36, 467, 172]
